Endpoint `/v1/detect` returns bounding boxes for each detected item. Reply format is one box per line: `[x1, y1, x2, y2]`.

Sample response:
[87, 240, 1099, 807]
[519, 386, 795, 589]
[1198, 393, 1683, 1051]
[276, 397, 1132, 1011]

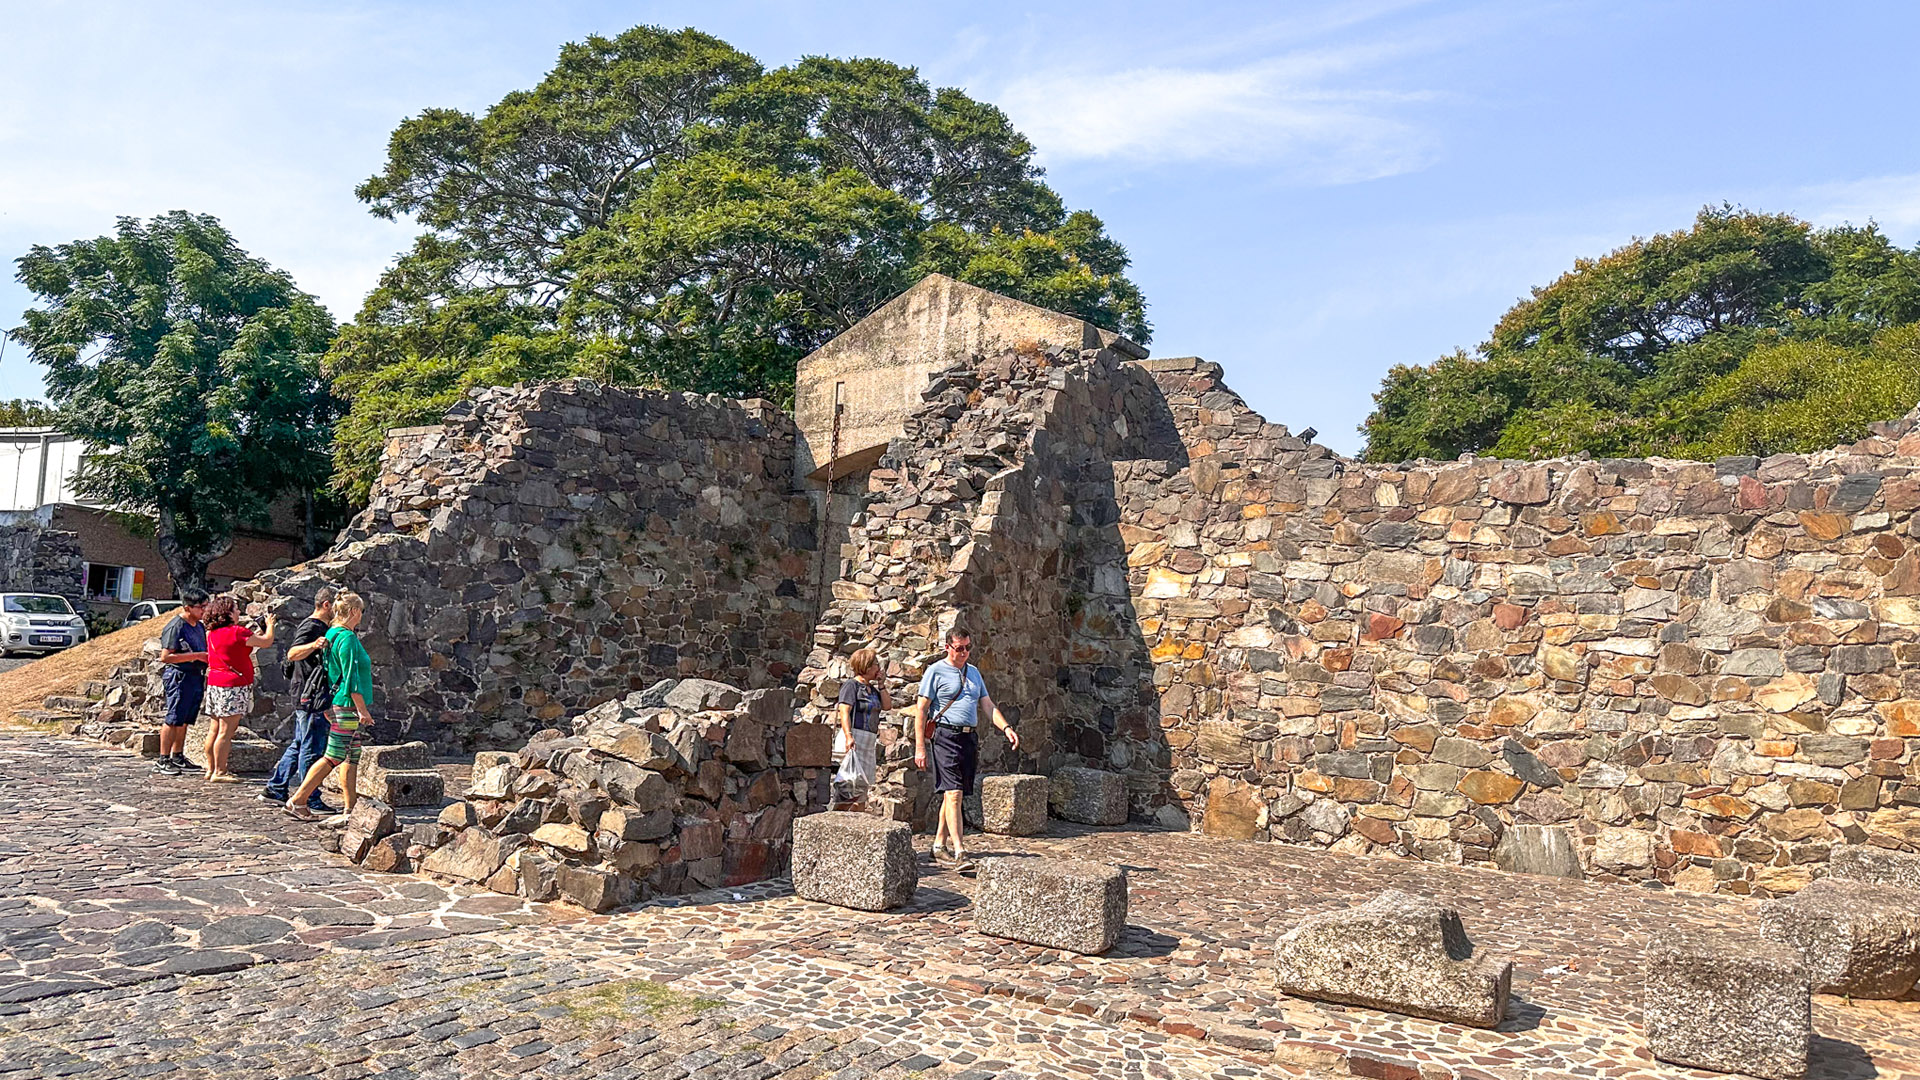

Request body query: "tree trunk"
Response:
[155, 507, 229, 595]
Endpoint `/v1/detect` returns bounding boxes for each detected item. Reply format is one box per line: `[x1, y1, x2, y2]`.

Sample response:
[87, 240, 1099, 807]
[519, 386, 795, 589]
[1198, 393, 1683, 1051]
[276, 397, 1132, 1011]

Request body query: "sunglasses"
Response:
[948, 643, 972, 652]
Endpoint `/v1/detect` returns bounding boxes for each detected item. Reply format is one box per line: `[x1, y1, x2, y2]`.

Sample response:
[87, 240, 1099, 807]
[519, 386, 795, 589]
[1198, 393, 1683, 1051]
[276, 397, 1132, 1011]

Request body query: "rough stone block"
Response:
[359, 769, 445, 807]
[362, 835, 411, 874]
[974, 857, 1127, 954]
[1274, 890, 1511, 1028]
[361, 741, 431, 770]
[1642, 932, 1810, 1080]
[980, 774, 1049, 835]
[1829, 845, 1920, 889]
[182, 726, 279, 774]
[556, 864, 635, 912]
[419, 828, 523, 884]
[1492, 824, 1582, 878]
[472, 750, 516, 773]
[519, 850, 560, 902]
[1049, 766, 1128, 825]
[1760, 877, 1920, 998]
[346, 798, 397, 840]
[600, 806, 673, 841]
[465, 763, 517, 799]
[784, 722, 834, 768]
[663, 678, 743, 714]
[790, 811, 916, 911]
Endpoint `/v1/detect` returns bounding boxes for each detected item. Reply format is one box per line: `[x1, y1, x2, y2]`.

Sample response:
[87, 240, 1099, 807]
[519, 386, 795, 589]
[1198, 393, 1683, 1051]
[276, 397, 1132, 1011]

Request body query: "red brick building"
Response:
[0, 428, 314, 619]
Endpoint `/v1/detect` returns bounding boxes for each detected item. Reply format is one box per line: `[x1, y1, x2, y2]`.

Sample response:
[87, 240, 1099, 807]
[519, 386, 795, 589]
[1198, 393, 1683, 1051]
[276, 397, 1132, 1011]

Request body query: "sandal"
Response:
[211, 773, 240, 783]
[283, 803, 318, 822]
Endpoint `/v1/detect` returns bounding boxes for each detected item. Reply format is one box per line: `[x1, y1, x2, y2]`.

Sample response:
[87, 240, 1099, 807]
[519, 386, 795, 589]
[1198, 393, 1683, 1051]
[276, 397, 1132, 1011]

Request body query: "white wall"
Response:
[0, 429, 90, 511]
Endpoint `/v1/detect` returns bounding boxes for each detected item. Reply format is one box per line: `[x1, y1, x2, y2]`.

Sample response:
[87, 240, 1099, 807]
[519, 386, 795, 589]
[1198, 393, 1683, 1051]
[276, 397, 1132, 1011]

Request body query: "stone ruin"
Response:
[65, 271, 1920, 901]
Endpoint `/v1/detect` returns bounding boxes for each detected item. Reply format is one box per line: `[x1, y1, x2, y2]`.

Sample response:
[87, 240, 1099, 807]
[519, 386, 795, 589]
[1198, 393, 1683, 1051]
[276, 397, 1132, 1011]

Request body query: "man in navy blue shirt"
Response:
[153, 587, 210, 774]
[915, 626, 1019, 868]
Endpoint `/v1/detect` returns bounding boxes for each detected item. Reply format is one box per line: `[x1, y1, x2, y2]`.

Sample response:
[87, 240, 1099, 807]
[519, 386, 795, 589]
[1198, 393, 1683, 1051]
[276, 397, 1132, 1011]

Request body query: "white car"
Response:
[122, 599, 185, 628]
[0, 593, 88, 656]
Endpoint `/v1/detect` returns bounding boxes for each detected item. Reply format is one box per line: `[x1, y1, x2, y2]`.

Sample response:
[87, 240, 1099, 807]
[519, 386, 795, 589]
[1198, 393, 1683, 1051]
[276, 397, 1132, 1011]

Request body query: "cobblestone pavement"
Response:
[0, 735, 558, 1004]
[4, 734, 1918, 1080]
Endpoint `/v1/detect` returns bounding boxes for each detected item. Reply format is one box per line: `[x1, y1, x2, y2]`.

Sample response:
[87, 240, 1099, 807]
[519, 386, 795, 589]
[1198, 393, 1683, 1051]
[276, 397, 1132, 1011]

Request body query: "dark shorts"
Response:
[930, 725, 977, 795]
[162, 677, 204, 728]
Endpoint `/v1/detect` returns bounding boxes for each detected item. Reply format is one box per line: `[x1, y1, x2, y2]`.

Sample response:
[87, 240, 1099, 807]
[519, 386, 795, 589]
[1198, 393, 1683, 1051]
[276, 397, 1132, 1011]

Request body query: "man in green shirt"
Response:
[284, 591, 375, 823]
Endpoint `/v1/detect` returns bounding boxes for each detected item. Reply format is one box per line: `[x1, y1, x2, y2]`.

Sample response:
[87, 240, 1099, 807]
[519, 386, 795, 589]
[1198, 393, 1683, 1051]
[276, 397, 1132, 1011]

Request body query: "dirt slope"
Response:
[0, 618, 168, 728]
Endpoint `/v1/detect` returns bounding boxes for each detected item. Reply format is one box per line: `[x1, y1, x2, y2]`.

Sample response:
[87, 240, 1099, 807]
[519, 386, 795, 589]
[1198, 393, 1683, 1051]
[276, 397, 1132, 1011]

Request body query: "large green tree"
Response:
[1361, 206, 1920, 461]
[10, 212, 336, 590]
[329, 26, 1148, 497]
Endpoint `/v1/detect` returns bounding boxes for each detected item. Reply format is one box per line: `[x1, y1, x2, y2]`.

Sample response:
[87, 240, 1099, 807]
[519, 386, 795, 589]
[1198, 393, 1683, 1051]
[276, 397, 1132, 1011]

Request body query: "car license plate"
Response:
[34, 635, 65, 645]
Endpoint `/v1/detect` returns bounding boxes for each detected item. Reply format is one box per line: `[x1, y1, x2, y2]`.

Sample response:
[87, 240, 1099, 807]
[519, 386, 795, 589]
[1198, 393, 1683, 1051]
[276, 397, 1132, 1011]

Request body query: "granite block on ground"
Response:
[980, 774, 1049, 835]
[1829, 845, 1920, 890]
[790, 811, 916, 911]
[1274, 889, 1511, 1028]
[1642, 932, 1810, 1080]
[974, 857, 1127, 954]
[323, 742, 443, 805]
[1760, 877, 1920, 998]
[1048, 767, 1127, 826]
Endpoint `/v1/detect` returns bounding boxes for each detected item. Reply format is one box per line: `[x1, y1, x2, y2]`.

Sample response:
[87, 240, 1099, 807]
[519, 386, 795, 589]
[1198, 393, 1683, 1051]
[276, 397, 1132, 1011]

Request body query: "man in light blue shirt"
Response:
[915, 626, 1019, 867]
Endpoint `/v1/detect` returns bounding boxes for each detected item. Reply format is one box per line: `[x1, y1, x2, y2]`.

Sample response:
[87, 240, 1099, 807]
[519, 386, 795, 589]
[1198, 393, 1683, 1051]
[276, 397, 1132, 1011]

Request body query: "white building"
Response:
[0, 428, 90, 512]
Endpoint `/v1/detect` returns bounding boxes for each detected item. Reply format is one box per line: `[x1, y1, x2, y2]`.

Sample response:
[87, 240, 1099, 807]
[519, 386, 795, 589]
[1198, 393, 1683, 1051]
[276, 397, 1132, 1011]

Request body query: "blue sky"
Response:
[3, 1, 1918, 455]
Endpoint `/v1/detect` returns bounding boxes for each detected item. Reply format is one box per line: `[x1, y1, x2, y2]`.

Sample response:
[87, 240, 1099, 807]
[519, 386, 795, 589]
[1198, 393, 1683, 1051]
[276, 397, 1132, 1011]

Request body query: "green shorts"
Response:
[324, 707, 365, 764]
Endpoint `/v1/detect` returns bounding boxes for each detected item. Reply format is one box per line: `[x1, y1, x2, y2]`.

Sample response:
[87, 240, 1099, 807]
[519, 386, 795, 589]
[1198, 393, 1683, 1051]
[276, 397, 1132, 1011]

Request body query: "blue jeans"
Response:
[264, 709, 329, 808]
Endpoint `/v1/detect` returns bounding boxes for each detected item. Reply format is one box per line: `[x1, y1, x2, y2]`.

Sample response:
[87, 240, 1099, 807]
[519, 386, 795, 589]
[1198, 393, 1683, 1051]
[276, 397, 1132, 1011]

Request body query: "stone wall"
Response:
[1127, 358, 1920, 896]
[793, 344, 1185, 823]
[794, 345, 1084, 822]
[0, 513, 85, 602]
[84, 379, 818, 751]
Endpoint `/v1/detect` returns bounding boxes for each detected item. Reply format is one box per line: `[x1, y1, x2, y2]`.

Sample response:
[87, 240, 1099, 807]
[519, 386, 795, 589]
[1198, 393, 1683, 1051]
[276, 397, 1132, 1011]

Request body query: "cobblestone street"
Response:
[3, 733, 1917, 1080]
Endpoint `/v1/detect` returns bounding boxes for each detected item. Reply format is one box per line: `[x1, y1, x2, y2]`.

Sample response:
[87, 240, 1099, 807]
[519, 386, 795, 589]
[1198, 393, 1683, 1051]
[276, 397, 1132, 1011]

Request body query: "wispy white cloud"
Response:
[998, 55, 1437, 181]
[978, 0, 1507, 181]
[1798, 173, 1920, 241]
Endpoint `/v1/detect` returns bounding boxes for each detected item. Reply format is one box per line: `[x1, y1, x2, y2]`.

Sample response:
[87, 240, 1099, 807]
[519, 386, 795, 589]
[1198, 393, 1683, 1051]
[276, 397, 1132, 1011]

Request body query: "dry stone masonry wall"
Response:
[791, 344, 1184, 824]
[0, 517, 84, 603]
[1133, 358, 1920, 895]
[243, 379, 815, 748]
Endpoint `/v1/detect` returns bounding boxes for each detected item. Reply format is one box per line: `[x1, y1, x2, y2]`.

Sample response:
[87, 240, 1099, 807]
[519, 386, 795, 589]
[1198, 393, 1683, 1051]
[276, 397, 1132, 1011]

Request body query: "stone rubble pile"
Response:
[370, 678, 834, 911]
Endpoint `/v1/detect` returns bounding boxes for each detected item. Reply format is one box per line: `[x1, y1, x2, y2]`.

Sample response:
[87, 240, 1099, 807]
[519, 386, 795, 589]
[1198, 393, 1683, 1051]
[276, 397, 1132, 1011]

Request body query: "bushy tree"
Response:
[329, 26, 1148, 498]
[10, 212, 336, 589]
[1362, 206, 1920, 461]
[0, 399, 56, 426]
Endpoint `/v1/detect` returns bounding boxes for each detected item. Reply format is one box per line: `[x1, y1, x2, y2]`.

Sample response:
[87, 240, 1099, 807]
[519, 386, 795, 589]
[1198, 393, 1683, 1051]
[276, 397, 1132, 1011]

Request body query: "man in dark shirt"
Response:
[260, 587, 336, 812]
[154, 587, 211, 775]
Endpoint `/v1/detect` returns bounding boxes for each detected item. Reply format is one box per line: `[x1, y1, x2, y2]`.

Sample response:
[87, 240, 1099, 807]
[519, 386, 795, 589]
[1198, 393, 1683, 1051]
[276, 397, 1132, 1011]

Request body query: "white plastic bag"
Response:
[833, 728, 878, 787]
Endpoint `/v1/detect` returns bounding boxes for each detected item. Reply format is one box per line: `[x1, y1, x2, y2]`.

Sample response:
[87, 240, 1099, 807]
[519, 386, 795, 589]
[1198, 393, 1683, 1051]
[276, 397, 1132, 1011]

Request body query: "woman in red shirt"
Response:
[201, 595, 277, 782]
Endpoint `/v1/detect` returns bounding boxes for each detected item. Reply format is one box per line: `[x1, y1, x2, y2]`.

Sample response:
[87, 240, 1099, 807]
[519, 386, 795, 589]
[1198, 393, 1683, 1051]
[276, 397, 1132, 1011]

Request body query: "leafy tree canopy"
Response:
[10, 211, 336, 589]
[1361, 206, 1920, 462]
[331, 26, 1148, 497]
[0, 399, 57, 426]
